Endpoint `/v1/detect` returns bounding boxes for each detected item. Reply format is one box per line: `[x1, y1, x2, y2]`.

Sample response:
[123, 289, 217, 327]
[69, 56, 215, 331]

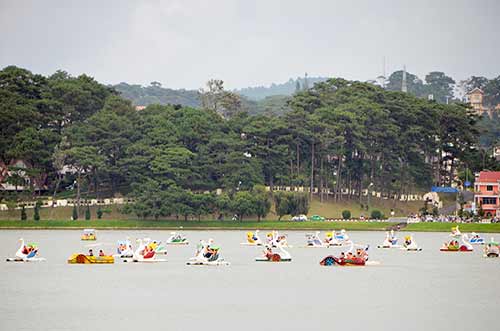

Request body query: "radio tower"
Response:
[401, 65, 408, 93]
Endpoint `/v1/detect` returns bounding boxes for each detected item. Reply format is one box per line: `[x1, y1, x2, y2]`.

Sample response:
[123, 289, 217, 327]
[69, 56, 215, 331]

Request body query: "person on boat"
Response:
[204, 245, 214, 259]
[88, 249, 93, 256]
[99, 250, 105, 257]
[346, 252, 354, 260]
[263, 245, 273, 258]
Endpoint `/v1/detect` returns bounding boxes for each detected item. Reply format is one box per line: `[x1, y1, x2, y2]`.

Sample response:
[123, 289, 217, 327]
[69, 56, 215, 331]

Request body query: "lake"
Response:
[1, 230, 499, 331]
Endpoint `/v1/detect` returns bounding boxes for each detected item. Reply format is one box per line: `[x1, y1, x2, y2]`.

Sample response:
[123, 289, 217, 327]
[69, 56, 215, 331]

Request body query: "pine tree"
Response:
[33, 203, 40, 221]
[21, 205, 27, 221]
[85, 205, 91, 220]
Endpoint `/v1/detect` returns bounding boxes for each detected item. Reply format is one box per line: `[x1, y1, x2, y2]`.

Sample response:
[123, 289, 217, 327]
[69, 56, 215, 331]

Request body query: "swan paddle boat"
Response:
[266, 231, 290, 248]
[320, 242, 377, 266]
[377, 230, 400, 248]
[449, 226, 461, 238]
[6, 238, 46, 262]
[241, 230, 263, 246]
[324, 230, 350, 246]
[114, 238, 134, 258]
[401, 235, 422, 251]
[468, 232, 485, 245]
[166, 232, 189, 245]
[187, 239, 230, 266]
[484, 240, 500, 258]
[305, 231, 330, 248]
[440, 234, 473, 252]
[68, 253, 114, 264]
[81, 229, 96, 241]
[255, 243, 292, 262]
[143, 238, 168, 255]
[123, 239, 166, 263]
[326, 229, 351, 246]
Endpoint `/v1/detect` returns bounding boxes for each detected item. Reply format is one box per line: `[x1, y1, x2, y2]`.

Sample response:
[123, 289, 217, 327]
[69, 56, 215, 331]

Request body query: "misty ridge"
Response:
[112, 69, 500, 116]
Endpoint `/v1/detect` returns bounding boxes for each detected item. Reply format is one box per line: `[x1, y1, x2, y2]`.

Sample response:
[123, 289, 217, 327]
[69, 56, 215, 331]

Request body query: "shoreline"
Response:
[1, 220, 499, 233]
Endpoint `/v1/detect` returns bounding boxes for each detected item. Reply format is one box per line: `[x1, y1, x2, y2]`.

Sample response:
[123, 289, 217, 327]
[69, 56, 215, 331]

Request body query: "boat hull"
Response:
[67, 254, 114, 264]
[6, 257, 46, 262]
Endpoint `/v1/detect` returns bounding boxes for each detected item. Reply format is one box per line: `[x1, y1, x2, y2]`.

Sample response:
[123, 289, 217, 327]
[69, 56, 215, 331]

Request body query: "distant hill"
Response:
[112, 82, 293, 116]
[235, 76, 329, 100]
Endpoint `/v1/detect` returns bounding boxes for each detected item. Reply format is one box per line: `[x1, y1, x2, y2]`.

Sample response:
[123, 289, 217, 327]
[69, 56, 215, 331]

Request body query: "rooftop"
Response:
[477, 171, 500, 183]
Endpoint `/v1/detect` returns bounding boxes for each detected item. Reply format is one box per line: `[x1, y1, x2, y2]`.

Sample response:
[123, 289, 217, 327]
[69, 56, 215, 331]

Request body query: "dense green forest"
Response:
[1, 65, 499, 220]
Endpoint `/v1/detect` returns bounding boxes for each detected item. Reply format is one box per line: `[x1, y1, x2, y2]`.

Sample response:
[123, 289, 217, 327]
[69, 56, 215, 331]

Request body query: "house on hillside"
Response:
[474, 171, 500, 217]
[0, 159, 47, 191]
[466, 88, 500, 117]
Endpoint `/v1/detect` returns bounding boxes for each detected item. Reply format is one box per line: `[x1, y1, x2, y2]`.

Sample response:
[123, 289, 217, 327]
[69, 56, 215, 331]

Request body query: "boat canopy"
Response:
[83, 229, 95, 234]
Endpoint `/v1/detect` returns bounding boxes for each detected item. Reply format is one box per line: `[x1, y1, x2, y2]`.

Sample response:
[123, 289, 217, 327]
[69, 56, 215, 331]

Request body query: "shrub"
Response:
[85, 205, 91, 220]
[33, 203, 40, 221]
[371, 209, 383, 219]
[20, 205, 27, 221]
[342, 210, 351, 219]
[72, 205, 78, 220]
[97, 207, 103, 219]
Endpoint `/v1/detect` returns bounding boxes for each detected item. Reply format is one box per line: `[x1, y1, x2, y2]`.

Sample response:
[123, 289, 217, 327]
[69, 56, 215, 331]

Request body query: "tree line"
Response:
[1, 66, 499, 220]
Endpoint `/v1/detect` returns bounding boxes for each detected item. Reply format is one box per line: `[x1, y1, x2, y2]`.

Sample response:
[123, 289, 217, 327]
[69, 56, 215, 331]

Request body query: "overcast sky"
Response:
[1, 0, 499, 89]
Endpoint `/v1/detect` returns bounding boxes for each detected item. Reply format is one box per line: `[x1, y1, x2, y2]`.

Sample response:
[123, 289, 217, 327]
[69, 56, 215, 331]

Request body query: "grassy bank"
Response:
[0, 219, 392, 230]
[1, 219, 500, 233]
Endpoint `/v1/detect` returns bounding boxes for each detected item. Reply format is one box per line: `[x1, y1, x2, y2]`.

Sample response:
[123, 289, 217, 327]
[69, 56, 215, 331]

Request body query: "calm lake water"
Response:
[1, 230, 499, 331]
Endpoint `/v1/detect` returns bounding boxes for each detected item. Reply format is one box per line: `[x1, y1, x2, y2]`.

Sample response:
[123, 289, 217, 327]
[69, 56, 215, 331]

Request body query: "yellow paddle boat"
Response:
[81, 229, 96, 241]
[67, 254, 114, 264]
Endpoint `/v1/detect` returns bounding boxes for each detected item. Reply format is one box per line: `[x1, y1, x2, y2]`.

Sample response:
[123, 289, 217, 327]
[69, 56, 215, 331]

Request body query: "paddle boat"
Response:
[81, 229, 96, 241]
[255, 243, 292, 262]
[483, 239, 500, 258]
[440, 234, 473, 252]
[320, 242, 377, 266]
[241, 230, 263, 246]
[144, 238, 168, 255]
[187, 239, 230, 266]
[68, 253, 114, 264]
[114, 238, 134, 258]
[6, 238, 46, 262]
[377, 230, 400, 248]
[401, 235, 422, 251]
[266, 231, 290, 247]
[335, 229, 349, 241]
[166, 232, 189, 245]
[468, 232, 485, 245]
[124, 239, 166, 263]
[324, 231, 349, 246]
[449, 226, 461, 238]
[305, 231, 329, 248]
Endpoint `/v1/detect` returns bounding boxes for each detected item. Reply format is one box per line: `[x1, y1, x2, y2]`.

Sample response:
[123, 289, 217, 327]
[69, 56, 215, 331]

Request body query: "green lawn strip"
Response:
[2, 220, 499, 232]
[0, 220, 390, 230]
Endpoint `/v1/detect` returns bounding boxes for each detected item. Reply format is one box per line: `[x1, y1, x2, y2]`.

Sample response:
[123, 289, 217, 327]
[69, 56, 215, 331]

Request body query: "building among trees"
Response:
[474, 171, 500, 217]
[466, 88, 500, 117]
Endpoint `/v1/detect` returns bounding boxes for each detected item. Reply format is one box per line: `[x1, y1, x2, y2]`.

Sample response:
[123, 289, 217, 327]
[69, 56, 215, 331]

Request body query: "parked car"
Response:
[291, 214, 308, 222]
[310, 215, 325, 221]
